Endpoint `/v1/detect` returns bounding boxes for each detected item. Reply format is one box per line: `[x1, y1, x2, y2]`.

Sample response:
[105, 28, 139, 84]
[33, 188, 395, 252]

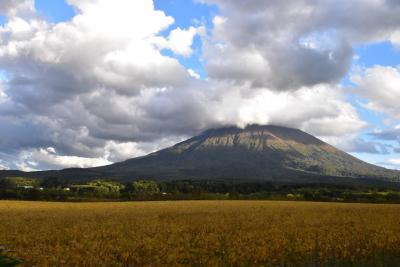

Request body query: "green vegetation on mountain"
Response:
[95, 125, 400, 182]
[0, 125, 399, 185]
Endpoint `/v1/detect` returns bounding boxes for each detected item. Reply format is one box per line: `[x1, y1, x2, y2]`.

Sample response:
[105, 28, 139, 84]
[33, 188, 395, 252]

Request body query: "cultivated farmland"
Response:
[1, 201, 400, 266]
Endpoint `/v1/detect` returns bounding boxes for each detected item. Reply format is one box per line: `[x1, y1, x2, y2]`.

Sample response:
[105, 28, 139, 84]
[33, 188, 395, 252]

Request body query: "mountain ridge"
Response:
[94, 124, 399, 182]
[1, 125, 399, 185]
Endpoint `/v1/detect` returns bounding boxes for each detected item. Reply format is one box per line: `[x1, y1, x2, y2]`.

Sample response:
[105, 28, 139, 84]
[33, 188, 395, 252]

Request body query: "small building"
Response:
[20, 186, 34, 189]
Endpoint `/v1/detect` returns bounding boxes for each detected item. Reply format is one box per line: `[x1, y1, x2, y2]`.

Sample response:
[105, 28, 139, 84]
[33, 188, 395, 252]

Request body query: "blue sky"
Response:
[154, 0, 218, 79]
[31, 0, 400, 165]
[33, 0, 216, 78]
[36, 0, 217, 78]
[9, 1, 398, 81]
[0, 0, 400, 170]
[28, 1, 399, 85]
[34, 0, 75, 22]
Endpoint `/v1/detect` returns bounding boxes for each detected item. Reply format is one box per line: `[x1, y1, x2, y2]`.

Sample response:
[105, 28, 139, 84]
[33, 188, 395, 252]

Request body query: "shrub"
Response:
[0, 246, 22, 267]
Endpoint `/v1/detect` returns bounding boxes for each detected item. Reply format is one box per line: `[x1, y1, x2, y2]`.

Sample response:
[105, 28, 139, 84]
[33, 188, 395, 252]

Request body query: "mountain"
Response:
[1, 125, 400, 185]
[94, 125, 399, 183]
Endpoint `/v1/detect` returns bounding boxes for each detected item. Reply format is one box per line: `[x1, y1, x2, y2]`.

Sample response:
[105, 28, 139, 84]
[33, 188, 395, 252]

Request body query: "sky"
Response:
[0, 0, 400, 171]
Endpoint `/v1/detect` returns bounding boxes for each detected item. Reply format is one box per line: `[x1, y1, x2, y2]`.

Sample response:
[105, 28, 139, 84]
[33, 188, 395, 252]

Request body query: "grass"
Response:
[1, 200, 400, 266]
[0, 246, 22, 267]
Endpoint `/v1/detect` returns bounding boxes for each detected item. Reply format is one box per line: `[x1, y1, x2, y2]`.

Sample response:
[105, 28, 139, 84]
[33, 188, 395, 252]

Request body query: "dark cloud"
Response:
[370, 128, 400, 141]
[385, 0, 400, 7]
[201, 0, 400, 90]
[347, 138, 391, 155]
[1, 0, 399, 170]
[0, 0, 34, 17]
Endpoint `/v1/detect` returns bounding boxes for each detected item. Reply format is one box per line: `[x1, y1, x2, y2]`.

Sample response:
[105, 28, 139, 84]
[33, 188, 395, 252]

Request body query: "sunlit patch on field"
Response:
[1, 201, 400, 266]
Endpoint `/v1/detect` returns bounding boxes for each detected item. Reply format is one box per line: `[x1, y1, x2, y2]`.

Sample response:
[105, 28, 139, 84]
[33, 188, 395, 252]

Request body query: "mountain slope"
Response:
[1, 125, 399, 184]
[93, 125, 400, 182]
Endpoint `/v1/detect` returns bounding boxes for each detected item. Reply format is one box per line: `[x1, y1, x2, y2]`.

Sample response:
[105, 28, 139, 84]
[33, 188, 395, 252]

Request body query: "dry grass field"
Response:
[1, 201, 400, 267]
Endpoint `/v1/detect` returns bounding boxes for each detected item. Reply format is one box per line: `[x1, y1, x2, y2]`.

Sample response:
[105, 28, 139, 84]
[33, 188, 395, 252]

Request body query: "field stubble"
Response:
[0, 200, 400, 266]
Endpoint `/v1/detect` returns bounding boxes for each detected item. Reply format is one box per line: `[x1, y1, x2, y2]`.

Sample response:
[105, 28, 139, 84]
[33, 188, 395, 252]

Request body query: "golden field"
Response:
[1, 201, 400, 267]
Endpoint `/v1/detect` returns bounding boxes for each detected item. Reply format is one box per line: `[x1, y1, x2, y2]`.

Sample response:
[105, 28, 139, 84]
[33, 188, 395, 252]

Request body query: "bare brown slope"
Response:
[1, 125, 398, 183]
[97, 125, 400, 182]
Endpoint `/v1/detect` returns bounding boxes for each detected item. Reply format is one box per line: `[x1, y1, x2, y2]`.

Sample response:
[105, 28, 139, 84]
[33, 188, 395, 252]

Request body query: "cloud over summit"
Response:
[0, 0, 400, 170]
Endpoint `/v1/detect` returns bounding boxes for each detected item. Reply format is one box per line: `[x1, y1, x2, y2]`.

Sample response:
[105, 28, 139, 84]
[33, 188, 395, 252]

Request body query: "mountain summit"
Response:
[1, 125, 399, 184]
[94, 125, 399, 182]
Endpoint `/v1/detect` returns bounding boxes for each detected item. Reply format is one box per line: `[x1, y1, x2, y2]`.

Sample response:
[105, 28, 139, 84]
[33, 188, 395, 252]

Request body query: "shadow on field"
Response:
[0, 246, 22, 267]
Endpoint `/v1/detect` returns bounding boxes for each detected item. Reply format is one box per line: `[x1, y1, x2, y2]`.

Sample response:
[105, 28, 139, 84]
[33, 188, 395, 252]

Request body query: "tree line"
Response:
[1, 176, 400, 203]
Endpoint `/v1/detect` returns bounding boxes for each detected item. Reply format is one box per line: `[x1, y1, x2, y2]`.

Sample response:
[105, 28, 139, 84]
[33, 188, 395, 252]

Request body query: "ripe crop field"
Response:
[1, 201, 400, 267]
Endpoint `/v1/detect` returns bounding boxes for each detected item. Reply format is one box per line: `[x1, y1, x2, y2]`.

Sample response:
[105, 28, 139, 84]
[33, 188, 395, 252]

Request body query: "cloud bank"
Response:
[200, 0, 400, 90]
[0, 0, 400, 170]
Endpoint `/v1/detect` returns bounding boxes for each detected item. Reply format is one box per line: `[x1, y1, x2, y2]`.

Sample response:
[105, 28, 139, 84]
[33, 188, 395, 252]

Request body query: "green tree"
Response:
[71, 180, 125, 197]
[87, 180, 125, 194]
[131, 180, 160, 194]
[0, 177, 39, 189]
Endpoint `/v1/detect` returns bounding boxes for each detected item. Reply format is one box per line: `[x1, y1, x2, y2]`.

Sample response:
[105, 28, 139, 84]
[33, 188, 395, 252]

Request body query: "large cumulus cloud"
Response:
[352, 65, 400, 119]
[0, 0, 203, 170]
[200, 0, 400, 90]
[0, 0, 399, 170]
[0, 0, 34, 17]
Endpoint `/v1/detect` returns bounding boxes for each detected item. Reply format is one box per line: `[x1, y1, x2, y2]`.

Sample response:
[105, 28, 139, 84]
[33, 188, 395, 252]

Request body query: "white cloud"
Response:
[1, 0, 399, 170]
[46, 147, 56, 154]
[391, 31, 400, 48]
[381, 158, 400, 170]
[8, 138, 182, 170]
[200, 0, 400, 90]
[388, 159, 400, 165]
[323, 135, 391, 154]
[0, 0, 191, 97]
[208, 83, 366, 139]
[167, 26, 199, 57]
[66, 0, 173, 38]
[104, 141, 146, 163]
[0, 160, 9, 170]
[14, 149, 40, 172]
[187, 69, 200, 79]
[0, 0, 202, 169]
[352, 65, 400, 119]
[31, 148, 111, 169]
[0, 0, 34, 17]
[16, 163, 38, 172]
[0, 84, 6, 103]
